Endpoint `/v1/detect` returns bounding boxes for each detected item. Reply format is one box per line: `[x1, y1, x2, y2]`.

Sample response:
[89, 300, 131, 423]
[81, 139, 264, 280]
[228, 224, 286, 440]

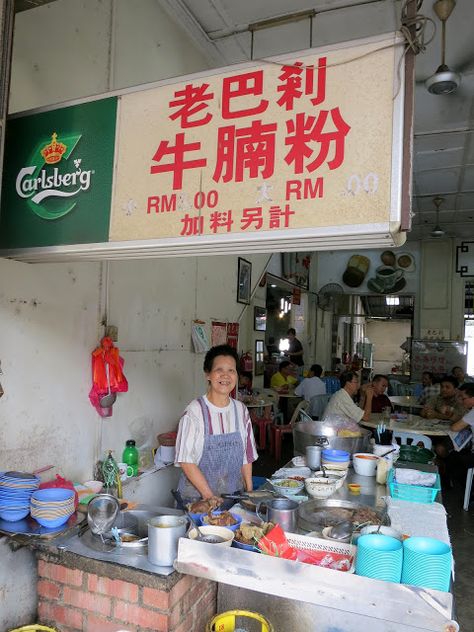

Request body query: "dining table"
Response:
[389, 395, 423, 411]
[362, 413, 450, 437]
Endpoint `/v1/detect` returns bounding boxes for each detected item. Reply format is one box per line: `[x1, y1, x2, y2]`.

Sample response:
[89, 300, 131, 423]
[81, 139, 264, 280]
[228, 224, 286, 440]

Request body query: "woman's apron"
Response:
[178, 397, 244, 502]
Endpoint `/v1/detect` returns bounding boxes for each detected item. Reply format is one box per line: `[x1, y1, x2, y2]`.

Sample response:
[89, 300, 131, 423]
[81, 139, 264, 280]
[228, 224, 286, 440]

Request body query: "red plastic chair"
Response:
[250, 412, 274, 450]
[269, 400, 310, 463]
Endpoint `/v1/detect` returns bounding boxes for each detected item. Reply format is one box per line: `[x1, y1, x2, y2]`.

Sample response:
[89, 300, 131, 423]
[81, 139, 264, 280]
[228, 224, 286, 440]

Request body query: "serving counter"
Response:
[175, 464, 458, 632]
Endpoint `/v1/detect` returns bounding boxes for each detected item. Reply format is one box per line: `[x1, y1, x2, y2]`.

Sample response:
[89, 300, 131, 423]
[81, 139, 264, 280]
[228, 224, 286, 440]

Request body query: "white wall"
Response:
[9, 0, 211, 113]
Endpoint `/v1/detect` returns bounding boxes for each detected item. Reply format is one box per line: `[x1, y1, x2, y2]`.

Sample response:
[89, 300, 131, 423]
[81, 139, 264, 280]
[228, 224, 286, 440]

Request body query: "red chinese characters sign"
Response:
[111, 36, 403, 246]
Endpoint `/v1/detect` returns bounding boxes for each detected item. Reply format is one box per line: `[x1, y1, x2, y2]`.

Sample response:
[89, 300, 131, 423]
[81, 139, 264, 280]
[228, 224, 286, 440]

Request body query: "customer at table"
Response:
[294, 364, 326, 401]
[420, 376, 465, 422]
[359, 374, 392, 413]
[175, 344, 257, 503]
[418, 371, 440, 405]
[452, 366, 474, 385]
[446, 383, 474, 483]
[270, 360, 298, 393]
[322, 371, 373, 423]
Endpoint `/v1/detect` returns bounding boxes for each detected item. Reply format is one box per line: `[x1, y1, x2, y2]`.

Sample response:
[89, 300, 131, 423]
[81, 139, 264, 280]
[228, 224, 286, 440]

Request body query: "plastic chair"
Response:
[464, 468, 474, 511]
[270, 400, 309, 464]
[393, 431, 432, 450]
[309, 393, 331, 419]
[250, 408, 274, 450]
[322, 377, 341, 395]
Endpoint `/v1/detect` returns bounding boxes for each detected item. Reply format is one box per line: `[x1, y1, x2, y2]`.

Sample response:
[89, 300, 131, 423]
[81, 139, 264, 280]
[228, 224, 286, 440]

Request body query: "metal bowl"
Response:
[293, 421, 371, 457]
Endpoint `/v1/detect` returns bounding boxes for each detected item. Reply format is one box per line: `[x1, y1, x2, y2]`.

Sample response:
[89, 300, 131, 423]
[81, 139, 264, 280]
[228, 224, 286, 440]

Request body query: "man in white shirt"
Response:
[295, 364, 326, 401]
[447, 383, 474, 484]
[322, 371, 373, 423]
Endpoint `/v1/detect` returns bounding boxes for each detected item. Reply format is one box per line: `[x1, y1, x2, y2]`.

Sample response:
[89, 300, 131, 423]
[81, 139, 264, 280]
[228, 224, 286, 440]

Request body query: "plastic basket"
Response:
[285, 532, 356, 573]
[8, 626, 58, 632]
[206, 610, 273, 631]
[387, 468, 440, 504]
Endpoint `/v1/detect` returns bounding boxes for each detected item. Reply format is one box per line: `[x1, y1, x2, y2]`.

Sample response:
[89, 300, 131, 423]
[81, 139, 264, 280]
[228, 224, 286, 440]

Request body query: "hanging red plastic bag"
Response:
[89, 336, 128, 417]
[39, 474, 79, 509]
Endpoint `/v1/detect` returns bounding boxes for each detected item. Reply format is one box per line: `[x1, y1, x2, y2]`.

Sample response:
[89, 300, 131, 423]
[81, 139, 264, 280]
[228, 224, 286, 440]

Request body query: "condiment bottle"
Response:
[122, 439, 139, 477]
[376, 456, 390, 485]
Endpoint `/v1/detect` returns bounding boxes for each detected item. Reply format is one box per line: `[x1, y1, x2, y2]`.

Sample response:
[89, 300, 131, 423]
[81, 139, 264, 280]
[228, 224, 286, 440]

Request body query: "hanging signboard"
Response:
[0, 33, 407, 262]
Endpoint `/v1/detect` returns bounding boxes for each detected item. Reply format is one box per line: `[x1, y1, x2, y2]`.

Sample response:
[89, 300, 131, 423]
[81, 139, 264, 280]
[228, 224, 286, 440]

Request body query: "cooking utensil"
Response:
[375, 502, 389, 534]
[297, 499, 391, 534]
[87, 493, 120, 536]
[171, 489, 225, 543]
[329, 520, 353, 540]
[99, 362, 117, 408]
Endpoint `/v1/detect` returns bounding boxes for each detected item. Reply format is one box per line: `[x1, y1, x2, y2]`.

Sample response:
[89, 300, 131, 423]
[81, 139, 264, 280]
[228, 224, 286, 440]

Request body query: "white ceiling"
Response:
[157, 0, 474, 242]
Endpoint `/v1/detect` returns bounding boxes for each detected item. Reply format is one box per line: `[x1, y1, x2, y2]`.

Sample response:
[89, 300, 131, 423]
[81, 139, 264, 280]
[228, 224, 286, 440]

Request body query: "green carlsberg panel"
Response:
[0, 98, 117, 248]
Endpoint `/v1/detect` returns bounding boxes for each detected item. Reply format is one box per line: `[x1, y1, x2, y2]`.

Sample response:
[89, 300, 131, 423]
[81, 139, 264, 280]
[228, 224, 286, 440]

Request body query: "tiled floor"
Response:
[253, 434, 474, 631]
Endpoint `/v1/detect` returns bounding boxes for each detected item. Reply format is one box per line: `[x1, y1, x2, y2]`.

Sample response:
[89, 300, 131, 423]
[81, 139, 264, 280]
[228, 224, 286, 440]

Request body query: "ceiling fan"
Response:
[430, 196, 446, 237]
[425, 0, 460, 95]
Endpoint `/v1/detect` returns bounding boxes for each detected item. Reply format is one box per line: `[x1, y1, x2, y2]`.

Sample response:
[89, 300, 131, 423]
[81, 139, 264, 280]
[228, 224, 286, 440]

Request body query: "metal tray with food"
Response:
[297, 499, 390, 534]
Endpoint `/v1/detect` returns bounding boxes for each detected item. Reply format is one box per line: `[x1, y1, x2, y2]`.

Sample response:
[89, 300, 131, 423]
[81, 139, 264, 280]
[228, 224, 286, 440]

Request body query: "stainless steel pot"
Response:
[293, 420, 371, 457]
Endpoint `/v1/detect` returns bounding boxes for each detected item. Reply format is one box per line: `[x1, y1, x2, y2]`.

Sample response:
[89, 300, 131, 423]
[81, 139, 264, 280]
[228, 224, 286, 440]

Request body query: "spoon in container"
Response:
[171, 490, 225, 544]
[330, 520, 353, 540]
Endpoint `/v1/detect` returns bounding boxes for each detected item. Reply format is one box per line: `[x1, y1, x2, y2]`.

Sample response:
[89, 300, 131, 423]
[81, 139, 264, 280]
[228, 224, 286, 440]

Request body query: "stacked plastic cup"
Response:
[401, 537, 452, 592]
[355, 534, 403, 583]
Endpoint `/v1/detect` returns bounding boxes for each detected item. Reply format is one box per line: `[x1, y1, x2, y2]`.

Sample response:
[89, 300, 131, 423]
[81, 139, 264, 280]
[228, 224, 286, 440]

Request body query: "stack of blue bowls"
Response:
[402, 537, 452, 592]
[355, 534, 403, 583]
[0, 471, 40, 522]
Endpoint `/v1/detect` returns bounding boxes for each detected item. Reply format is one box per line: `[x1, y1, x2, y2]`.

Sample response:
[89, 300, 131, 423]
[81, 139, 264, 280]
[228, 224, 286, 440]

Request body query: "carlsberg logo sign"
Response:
[15, 132, 95, 220]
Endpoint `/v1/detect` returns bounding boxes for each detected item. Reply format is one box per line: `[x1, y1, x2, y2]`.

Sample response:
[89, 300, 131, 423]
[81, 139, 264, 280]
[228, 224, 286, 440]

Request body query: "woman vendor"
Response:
[175, 344, 258, 503]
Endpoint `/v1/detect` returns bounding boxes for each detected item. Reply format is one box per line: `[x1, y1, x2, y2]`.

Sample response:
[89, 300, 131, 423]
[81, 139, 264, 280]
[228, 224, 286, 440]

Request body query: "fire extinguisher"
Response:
[240, 351, 253, 373]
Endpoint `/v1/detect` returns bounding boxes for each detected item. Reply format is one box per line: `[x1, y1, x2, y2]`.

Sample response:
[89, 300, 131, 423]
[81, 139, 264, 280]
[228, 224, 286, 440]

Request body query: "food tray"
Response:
[387, 468, 440, 504]
[297, 499, 390, 533]
[286, 532, 356, 573]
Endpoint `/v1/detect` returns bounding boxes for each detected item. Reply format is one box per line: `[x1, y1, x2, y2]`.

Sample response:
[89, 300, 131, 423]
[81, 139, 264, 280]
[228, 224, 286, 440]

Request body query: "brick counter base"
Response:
[36, 550, 216, 632]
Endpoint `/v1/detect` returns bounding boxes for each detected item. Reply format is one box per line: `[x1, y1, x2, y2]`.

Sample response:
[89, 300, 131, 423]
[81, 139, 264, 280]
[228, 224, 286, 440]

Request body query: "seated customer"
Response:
[359, 374, 391, 413]
[446, 383, 474, 483]
[418, 371, 440, 405]
[322, 371, 373, 423]
[238, 371, 253, 397]
[421, 376, 465, 422]
[270, 360, 298, 393]
[452, 366, 474, 386]
[295, 364, 326, 401]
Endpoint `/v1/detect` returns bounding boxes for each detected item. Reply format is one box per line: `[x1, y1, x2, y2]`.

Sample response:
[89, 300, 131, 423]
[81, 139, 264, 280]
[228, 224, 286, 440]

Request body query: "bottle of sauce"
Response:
[122, 439, 139, 477]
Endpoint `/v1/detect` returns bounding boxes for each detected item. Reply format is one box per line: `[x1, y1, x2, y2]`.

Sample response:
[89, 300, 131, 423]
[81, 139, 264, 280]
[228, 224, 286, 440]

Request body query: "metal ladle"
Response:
[171, 490, 225, 544]
[329, 520, 353, 540]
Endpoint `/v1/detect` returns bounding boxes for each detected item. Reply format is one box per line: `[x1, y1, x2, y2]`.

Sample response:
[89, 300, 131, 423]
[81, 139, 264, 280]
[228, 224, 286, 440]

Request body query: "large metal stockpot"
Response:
[293, 420, 371, 457]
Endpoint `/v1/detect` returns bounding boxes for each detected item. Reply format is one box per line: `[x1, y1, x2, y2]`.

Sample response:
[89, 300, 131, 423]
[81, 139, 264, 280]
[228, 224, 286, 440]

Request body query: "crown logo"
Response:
[41, 132, 67, 164]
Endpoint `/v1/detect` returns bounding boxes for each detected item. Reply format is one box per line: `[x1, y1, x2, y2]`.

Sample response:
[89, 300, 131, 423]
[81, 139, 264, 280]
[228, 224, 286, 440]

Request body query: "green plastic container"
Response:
[397, 445, 435, 464]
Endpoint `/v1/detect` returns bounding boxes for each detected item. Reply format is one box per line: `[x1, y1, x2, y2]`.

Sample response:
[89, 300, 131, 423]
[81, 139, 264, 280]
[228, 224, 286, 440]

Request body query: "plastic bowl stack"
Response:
[355, 534, 403, 583]
[30, 488, 75, 528]
[321, 449, 350, 471]
[0, 471, 40, 522]
[401, 537, 453, 592]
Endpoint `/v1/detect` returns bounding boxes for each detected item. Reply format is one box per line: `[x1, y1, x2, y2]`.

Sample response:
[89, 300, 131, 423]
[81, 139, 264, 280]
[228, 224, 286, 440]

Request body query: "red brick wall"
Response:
[36, 557, 216, 632]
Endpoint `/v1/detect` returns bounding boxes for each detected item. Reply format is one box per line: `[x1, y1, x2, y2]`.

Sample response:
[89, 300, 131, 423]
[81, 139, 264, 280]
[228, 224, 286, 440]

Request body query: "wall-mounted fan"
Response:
[317, 283, 344, 311]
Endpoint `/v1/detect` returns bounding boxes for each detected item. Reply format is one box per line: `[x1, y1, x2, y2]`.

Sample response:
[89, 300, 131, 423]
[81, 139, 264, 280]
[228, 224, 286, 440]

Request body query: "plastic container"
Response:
[122, 439, 139, 477]
[206, 610, 273, 631]
[353, 453, 378, 476]
[387, 468, 440, 504]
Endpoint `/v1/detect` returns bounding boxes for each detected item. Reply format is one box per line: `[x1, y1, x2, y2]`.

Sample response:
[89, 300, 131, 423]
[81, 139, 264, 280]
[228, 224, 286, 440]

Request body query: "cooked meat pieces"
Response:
[188, 498, 220, 513]
[352, 507, 381, 525]
[206, 510, 237, 526]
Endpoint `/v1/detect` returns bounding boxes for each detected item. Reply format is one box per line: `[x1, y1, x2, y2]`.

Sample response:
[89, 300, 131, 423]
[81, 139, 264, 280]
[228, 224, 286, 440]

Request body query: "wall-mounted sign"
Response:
[0, 99, 117, 248]
[0, 33, 406, 261]
[456, 241, 474, 277]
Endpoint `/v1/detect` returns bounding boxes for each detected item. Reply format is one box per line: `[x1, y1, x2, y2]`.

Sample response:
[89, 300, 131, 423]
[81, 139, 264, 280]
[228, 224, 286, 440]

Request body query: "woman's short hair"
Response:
[203, 345, 239, 373]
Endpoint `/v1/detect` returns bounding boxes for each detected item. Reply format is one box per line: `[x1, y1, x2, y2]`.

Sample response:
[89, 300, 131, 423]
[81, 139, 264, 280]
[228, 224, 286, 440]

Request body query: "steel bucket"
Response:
[293, 420, 371, 457]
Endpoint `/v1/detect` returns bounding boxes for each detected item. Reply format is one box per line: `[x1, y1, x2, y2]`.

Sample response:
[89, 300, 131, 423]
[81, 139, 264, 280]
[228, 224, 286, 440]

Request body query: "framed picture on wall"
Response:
[254, 306, 267, 331]
[237, 258, 252, 304]
[255, 340, 265, 376]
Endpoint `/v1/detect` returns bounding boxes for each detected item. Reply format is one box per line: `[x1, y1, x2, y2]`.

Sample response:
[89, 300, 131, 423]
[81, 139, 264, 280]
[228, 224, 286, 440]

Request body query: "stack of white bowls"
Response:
[30, 488, 75, 528]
